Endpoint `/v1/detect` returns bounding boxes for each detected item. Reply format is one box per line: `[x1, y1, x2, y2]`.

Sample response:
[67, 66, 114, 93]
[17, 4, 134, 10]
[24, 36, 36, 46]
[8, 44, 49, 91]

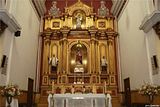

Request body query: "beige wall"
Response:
[9, 0, 40, 90]
[0, 28, 13, 86]
[0, 0, 40, 90]
[153, 33, 160, 84]
[118, 0, 153, 90]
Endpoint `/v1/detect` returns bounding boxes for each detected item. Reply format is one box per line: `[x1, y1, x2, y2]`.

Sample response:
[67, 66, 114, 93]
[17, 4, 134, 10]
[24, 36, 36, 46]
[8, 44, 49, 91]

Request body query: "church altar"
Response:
[48, 94, 112, 107]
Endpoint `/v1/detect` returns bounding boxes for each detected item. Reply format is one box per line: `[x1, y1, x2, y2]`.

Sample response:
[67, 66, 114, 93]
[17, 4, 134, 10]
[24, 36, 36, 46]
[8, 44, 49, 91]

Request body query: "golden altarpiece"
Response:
[41, 0, 118, 98]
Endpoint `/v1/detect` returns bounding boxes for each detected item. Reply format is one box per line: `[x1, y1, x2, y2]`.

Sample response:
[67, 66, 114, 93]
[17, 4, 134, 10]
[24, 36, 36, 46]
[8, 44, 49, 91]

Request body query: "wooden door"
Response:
[124, 78, 131, 107]
[27, 78, 34, 107]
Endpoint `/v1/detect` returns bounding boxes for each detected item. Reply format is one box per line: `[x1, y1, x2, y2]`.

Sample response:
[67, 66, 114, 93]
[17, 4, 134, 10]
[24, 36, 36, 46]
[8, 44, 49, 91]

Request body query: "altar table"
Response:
[48, 94, 112, 107]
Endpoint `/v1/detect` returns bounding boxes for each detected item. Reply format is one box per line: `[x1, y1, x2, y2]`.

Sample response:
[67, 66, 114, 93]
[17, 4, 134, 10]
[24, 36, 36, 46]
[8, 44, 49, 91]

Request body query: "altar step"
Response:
[37, 104, 48, 107]
[37, 96, 48, 107]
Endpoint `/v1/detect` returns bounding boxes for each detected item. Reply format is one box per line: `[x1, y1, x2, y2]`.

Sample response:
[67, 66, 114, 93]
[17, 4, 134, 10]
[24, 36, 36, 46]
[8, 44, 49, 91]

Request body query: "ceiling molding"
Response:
[139, 10, 160, 33]
[0, 9, 21, 32]
[31, 0, 46, 17]
[111, 0, 127, 19]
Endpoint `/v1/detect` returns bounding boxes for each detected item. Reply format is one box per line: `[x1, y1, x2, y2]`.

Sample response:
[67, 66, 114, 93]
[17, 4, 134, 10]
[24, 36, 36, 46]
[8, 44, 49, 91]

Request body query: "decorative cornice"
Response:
[0, 9, 21, 32]
[31, 0, 46, 17]
[111, 0, 127, 19]
[139, 10, 160, 33]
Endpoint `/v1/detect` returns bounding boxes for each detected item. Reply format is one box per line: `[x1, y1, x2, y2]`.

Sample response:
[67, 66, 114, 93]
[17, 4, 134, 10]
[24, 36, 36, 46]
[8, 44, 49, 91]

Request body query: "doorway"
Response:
[27, 78, 34, 107]
[124, 77, 131, 107]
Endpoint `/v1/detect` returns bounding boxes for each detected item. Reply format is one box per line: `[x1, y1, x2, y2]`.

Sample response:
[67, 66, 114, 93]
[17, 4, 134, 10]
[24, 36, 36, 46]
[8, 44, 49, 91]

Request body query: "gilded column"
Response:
[62, 38, 68, 73]
[89, 28, 97, 73]
[61, 28, 70, 73]
[90, 39, 95, 73]
[42, 34, 51, 75]
[95, 40, 100, 74]
[59, 40, 63, 74]
[107, 34, 116, 74]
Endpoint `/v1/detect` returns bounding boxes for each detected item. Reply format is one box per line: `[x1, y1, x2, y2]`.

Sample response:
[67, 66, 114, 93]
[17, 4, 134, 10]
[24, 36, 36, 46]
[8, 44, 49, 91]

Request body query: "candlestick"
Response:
[104, 81, 106, 93]
[52, 80, 54, 93]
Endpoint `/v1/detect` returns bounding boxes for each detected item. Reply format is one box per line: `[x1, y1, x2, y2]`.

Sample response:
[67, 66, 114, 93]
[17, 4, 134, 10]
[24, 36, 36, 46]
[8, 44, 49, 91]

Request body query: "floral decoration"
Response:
[139, 83, 160, 96]
[0, 84, 21, 97]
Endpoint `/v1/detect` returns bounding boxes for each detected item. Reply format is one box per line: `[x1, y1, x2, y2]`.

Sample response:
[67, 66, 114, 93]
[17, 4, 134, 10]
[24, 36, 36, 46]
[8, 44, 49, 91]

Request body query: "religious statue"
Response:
[76, 13, 83, 28]
[76, 49, 82, 64]
[98, 0, 109, 17]
[49, 54, 58, 72]
[49, 1, 60, 17]
[101, 56, 108, 72]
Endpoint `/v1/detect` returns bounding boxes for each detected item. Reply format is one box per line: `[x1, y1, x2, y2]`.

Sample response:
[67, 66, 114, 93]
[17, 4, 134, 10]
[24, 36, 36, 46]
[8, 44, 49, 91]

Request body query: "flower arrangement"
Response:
[139, 83, 160, 103]
[139, 83, 160, 96]
[0, 84, 21, 97]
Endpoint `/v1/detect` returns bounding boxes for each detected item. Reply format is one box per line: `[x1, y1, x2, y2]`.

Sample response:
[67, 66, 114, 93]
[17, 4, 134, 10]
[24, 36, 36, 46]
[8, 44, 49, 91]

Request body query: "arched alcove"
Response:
[70, 41, 88, 73]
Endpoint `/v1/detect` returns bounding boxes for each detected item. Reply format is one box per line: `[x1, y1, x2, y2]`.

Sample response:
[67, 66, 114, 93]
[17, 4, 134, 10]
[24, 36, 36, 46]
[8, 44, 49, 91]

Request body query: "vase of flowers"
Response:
[0, 84, 21, 107]
[139, 83, 160, 104]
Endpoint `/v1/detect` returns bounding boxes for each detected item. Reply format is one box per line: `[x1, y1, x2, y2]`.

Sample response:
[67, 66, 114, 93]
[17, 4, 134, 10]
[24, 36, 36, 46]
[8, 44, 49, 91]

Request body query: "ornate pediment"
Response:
[65, 0, 93, 16]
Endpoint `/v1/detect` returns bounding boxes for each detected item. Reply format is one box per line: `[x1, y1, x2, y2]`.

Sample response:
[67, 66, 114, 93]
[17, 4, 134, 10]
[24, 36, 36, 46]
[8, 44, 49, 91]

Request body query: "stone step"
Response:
[37, 103, 48, 107]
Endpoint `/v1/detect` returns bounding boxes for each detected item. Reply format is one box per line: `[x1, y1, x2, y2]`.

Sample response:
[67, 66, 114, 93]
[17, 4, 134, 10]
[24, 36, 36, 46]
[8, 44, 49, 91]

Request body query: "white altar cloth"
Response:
[6, 98, 18, 107]
[48, 94, 112, 107]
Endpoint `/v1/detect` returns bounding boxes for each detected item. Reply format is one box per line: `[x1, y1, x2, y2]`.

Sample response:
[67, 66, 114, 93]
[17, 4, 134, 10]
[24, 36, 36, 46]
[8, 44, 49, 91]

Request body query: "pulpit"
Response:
[48, 94, 112, 107]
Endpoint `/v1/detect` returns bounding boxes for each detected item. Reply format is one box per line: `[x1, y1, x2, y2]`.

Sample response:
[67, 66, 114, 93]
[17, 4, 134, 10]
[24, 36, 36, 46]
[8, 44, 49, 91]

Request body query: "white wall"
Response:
[0, 28, 14, 86]
[0, 0, 40, 90]
[118, 0, 152, 90]
[154, 35, 160, 84]
[0, 32, 4, 64]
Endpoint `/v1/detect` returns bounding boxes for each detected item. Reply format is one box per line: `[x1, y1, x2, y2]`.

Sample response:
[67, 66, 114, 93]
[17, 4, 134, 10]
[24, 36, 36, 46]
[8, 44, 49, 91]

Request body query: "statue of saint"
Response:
[76, 13, 82, 28]
[76, 49, 82, 64]
[49, 54, 58, 72]
[101, 56, 108, 72]
[49, 1, 60, 17]
[98, 0, 109, 17]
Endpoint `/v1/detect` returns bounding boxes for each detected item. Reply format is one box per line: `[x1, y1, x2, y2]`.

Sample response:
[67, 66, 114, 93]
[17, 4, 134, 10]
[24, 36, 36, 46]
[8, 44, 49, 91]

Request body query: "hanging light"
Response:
[76, 40, 82, 48]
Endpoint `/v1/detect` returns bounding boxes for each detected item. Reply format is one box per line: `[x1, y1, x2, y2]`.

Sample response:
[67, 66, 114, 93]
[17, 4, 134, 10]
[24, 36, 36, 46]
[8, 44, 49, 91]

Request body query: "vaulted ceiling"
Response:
[45, 0, 113, 14]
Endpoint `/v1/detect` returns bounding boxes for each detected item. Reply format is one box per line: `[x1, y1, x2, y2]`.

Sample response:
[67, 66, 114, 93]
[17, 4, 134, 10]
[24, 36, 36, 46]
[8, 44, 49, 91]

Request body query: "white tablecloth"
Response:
[6, 98, 18, 107]
[48, 94, 112, 107]
[106, 94, 112, 107]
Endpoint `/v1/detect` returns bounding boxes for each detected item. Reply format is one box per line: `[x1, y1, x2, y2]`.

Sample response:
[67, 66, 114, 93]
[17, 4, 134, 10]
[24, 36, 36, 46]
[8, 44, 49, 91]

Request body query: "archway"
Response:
[70, 41, 88, 73]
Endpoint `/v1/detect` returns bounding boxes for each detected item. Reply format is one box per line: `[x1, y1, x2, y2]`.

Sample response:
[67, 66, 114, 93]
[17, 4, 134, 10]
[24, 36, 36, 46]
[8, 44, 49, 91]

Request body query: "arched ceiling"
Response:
[45, 0, 113, 15]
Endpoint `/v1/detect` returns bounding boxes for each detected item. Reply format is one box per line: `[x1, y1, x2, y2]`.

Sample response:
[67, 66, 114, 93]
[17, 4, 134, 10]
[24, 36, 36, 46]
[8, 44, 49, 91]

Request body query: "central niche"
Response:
[72, 10, 86, 29]
[70, 41, 88, 73]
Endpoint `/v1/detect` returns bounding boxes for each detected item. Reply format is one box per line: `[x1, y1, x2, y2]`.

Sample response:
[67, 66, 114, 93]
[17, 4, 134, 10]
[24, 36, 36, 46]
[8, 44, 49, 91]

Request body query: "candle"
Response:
[104, 81, 106, 93]
[52, 80, 54, 93]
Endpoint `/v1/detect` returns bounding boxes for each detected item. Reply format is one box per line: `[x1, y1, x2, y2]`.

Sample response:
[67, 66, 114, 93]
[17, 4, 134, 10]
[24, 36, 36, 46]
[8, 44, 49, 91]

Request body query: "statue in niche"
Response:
[76, 49, 82, 64]
[101, 56, 108, 73]
[49, 1, 60, 17]
[49, 54, 58, 72]
[98, 0, 109, 17]
[76, 13, 83, 29]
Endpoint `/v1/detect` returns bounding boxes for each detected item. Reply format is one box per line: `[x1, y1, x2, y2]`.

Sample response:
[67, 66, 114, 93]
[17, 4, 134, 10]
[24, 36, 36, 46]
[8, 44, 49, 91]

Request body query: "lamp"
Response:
[76, 40, 82, 48]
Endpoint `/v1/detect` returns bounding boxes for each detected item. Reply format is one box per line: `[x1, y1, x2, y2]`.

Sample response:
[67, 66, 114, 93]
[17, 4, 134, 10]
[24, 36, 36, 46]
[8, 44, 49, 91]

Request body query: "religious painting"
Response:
[92, 76, 97, 83]
[51, 20, 61, 29]
[42, 76, 49, 85]
[62, 76, 66, 83]
[52, 21, 60, 28]
[98, 21, 106, 28]
[109, 75, 116, 85]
